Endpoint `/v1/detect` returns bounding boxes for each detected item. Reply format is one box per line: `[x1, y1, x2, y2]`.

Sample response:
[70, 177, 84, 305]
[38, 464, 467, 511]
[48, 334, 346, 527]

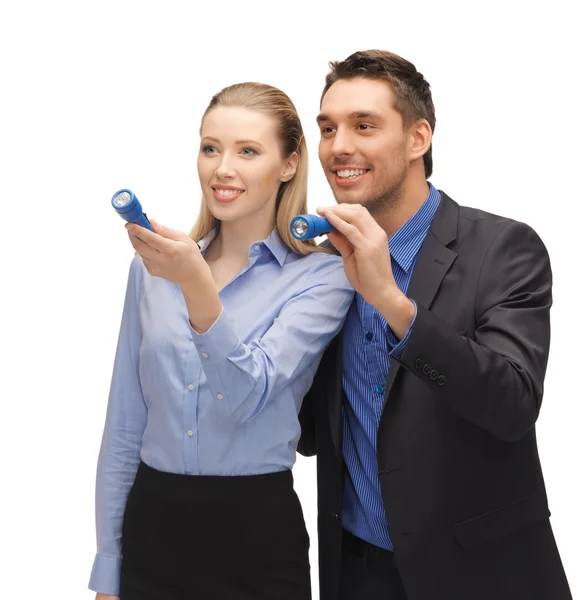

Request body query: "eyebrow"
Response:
[316, 111, 383, 123]
[201, 136, 264, 148]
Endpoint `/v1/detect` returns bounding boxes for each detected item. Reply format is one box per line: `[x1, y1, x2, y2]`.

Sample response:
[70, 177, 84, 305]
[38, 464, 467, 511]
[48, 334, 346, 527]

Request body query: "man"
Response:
[299, 49, 572, 600]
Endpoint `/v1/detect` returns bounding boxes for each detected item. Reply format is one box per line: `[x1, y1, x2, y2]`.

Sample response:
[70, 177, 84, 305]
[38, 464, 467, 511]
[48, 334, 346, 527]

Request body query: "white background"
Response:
[1, 1, 578, 598]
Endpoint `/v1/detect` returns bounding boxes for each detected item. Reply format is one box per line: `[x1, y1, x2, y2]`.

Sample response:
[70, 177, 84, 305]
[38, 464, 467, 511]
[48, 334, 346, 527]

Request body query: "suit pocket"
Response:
[453, 492, 550, 550]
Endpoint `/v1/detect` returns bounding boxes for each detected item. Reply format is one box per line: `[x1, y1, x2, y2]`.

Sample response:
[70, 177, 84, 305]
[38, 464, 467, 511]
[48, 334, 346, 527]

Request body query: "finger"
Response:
[128, 233, 160, 260]
[326, 231, 354, 259]
[149, 219, 188, 242]
[324, 211, 367, 248]
[324, 204, 379, 239]
[126, 223, 173, 253]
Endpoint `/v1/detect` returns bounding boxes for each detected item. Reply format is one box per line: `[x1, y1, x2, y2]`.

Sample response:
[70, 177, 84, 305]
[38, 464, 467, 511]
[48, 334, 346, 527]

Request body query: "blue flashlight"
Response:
[290, 214, 336, 240]
[111, 189, 154, 232]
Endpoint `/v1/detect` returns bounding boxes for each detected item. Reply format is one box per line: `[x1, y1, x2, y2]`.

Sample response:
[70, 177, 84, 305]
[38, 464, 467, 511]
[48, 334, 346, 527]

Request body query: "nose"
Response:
[215, 154, 235, 180]
[330, 127, 355, 158]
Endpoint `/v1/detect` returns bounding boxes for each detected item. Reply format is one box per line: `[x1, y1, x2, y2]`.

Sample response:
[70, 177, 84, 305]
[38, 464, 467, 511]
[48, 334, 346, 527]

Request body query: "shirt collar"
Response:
[258, 228, 291, 266]
[388, 183, 441, 273]
[197, 227, 290, 267]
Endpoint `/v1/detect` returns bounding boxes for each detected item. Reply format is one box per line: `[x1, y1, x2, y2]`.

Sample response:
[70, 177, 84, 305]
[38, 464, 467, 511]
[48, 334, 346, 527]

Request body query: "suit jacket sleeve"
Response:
[398, 220, 552, 442]
[297, 387, 316, 457]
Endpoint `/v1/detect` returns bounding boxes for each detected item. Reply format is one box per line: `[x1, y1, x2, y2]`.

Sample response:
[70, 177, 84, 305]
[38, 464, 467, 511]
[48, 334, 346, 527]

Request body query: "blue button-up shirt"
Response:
[89, 228, 353, 595]
[342, 184, 441, 550]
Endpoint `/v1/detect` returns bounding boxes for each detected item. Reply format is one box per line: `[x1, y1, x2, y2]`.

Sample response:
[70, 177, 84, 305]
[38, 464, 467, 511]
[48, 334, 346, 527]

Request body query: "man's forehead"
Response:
[319, 79, 395, 120]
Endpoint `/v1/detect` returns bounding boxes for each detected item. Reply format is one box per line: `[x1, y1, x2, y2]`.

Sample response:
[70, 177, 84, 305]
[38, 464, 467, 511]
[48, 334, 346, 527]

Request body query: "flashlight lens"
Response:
[293, 218, 308, 237]
[113, 191, 131, 207]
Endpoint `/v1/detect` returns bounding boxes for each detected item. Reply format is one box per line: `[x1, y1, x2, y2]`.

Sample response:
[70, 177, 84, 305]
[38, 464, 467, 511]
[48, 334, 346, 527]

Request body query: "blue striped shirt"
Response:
[89, 228, 353, 596]
[342, 184, 441, 550]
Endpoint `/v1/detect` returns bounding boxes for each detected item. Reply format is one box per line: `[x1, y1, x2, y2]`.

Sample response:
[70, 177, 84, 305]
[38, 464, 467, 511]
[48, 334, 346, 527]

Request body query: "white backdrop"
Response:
[1, 1, 578, 598]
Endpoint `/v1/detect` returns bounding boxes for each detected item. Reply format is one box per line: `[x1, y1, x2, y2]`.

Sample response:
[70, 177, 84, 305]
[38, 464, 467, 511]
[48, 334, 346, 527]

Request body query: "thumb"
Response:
[149, 218, 183, 240]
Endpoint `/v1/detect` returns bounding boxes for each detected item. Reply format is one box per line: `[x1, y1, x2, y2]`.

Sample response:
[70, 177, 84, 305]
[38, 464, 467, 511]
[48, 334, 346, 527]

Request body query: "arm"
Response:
[191, 258, 353, 424]
[88, 257, 148, 596]
[399, 221, 552, 442]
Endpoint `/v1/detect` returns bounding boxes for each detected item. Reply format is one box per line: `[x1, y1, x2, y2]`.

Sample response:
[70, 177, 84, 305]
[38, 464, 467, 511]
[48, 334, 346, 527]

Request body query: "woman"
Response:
[89, 82, 353, 600]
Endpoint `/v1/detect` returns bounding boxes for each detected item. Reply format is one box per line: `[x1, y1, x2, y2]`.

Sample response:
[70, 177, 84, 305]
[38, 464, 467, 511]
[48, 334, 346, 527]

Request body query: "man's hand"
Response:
[318, 204, 415, 339]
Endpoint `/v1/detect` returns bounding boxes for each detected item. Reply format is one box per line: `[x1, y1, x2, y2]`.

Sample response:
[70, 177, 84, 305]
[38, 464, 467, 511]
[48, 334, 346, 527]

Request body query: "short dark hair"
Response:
[322, 50, 436, 178]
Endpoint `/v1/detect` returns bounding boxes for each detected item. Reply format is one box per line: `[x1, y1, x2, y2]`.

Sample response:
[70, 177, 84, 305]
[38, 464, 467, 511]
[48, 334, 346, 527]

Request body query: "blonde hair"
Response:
[190, 82, 328, 255]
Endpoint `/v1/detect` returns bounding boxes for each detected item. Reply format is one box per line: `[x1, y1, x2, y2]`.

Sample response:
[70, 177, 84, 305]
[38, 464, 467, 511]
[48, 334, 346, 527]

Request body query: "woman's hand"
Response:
[126, 219, 212, 290]
[127, 219, 222, 333]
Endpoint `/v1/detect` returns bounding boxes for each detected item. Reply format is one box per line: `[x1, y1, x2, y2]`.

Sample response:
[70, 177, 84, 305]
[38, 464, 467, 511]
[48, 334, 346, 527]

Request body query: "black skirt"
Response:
[120, 461, 311, 600]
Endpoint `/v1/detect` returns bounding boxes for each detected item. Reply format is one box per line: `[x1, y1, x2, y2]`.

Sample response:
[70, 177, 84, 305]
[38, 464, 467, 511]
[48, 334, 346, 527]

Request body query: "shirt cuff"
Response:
[88, 553, 122, 596]
[190, 307, 241, 366]
[387, 299, 417, 359]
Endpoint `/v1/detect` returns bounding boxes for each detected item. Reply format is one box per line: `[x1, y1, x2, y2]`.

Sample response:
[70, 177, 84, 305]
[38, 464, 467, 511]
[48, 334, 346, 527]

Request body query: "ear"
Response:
[279, 152, 299, 183]
[408, 119, 432, 162]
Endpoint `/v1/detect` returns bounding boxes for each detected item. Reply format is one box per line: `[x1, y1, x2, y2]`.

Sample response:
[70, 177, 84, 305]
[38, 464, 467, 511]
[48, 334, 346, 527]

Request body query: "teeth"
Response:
[336, 169, 367, 178]
[215, 188, 242, 197]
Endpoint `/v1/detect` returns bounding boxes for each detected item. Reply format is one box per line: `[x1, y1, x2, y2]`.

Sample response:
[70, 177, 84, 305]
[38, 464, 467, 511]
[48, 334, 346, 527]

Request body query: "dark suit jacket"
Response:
[299, 191, 572, 600]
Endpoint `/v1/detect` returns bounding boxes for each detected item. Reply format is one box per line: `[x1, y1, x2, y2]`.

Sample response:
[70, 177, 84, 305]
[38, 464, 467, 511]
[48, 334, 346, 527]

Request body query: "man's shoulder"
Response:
[441, 189, 513, 226]
[439, 189, 537, 244]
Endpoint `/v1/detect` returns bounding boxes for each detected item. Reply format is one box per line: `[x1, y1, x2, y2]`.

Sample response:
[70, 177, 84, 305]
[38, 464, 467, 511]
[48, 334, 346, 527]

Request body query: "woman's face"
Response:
[197, 106, 297, 227]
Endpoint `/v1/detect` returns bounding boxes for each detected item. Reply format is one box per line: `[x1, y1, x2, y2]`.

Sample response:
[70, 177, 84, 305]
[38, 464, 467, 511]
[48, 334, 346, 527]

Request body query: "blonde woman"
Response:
[89, 83, 353, 600]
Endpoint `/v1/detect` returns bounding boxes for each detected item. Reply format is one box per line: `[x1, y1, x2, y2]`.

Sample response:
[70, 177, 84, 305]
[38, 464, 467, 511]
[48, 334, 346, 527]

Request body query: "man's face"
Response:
[317, 77, 410, 214]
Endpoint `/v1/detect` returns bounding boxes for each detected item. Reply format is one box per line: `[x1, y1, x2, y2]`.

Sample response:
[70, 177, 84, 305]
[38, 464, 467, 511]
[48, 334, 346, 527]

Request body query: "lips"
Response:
[212, 186, 245, 202]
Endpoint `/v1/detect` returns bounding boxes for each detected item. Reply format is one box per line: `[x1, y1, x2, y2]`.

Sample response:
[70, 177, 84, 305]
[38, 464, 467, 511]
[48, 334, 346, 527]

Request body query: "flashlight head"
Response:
[292, 217, 309, 238]
[111, 189, 137, 214]
[112, 191, 132, 208]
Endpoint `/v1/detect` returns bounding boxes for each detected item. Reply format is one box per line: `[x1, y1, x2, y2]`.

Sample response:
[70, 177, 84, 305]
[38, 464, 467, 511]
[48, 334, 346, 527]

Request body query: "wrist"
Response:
[375, 289, 415, 340]
[181, 282, 222, 334]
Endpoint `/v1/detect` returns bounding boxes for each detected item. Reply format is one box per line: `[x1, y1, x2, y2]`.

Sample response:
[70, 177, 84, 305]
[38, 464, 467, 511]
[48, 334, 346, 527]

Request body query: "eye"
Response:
[202, 145, 218, 154]
[241, 147, 259, 156]
[357, 123, 372, 131]
[320, 126, 335, 135]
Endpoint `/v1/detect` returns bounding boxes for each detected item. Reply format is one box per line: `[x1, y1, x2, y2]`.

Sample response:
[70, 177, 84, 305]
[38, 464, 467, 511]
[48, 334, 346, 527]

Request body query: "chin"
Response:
[333, 188, 367, 205]
[211, 210, 238, 222]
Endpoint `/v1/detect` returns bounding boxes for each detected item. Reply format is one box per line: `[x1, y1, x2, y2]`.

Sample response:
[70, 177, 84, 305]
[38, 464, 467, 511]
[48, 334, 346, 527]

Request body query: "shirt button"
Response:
[366, 331, 374, 341]
[188, 384, 195, 391]
[187, 430, 193, 437]
[375, 384, 385, 394]
[254, 244, 261, 252]
[202, 352, 209, 358]
[217, 393, 223, 399]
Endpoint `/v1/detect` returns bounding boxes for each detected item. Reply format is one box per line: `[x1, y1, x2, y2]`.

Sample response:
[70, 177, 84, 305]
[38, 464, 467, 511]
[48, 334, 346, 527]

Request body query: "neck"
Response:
[375, 176, 431, 237]
[207, 212, 275, 262]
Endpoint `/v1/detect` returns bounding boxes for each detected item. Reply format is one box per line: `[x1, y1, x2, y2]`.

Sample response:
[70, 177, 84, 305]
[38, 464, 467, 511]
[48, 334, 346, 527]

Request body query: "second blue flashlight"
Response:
[290, 214, 336, 240]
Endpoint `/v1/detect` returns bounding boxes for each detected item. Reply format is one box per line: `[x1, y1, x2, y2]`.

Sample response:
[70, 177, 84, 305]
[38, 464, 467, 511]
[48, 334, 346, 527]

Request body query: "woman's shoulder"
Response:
[287, 249, 350, 288]
[288, 247, 341, 268]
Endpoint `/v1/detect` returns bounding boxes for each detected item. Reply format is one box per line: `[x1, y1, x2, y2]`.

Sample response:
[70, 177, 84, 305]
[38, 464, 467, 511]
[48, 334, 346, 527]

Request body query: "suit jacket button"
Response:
[415, 358, 424, 370]
[422, 364, 432, 375]
[430, 369, 439, 380]
[437, 375, 446, 386]
[333, 512, 340, 522]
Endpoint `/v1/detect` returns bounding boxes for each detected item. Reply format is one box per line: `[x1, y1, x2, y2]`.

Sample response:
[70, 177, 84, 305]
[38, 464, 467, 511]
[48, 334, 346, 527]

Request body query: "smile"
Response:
[212, 186, 245, 202]
[333, 168, 370, 185]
